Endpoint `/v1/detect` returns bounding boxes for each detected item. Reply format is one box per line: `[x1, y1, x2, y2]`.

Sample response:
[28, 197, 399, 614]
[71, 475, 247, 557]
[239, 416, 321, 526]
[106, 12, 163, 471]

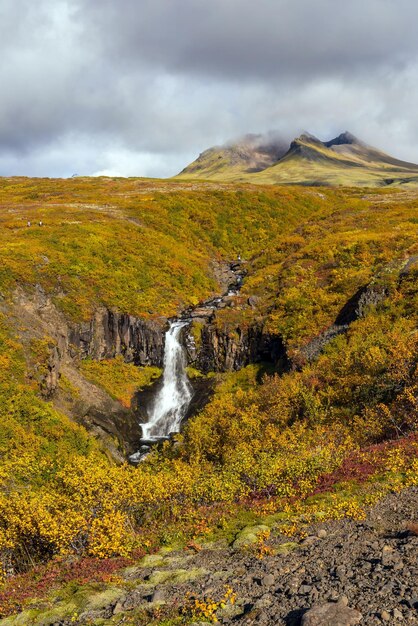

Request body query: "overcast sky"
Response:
[1, 0, 418, 178]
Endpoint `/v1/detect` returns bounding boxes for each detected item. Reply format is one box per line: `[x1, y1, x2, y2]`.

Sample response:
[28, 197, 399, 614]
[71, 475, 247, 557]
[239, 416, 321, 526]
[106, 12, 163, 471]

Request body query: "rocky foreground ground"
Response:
[2, 488, 418, 626]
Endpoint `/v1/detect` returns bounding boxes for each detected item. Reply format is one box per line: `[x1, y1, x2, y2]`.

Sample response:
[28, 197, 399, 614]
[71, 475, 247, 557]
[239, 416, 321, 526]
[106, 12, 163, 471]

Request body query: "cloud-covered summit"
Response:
[1, 0, 418, 177]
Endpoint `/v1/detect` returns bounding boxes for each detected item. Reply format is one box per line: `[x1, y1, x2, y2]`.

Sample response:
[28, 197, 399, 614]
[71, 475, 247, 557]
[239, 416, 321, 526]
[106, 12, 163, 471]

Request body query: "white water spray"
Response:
[141, 321, 192, 440]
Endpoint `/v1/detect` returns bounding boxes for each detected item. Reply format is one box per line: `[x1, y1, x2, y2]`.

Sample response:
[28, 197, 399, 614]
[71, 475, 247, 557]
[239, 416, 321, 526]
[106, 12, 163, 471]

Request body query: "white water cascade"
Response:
[140, 321, 193, 440]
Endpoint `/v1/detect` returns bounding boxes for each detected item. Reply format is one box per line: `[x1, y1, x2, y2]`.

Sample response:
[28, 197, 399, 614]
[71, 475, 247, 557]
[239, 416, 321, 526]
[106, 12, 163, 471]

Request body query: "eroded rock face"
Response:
[189, 323, 285, 373]
[40, 343, 62, 398]
[9, 288, 166, 458]
[68, 308, 166, 366]
[68, 303, 286, 379]
[13, 280, 286, 402]
[295, 257, 418, 367]
[12, 285, 167, 370]
[181, 260, 287, 373]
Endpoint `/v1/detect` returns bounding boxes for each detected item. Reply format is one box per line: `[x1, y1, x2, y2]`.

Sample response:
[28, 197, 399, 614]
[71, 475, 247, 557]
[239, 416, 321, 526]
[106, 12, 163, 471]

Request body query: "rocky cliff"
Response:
[186, 319, 285, 373]
[68, 308, 165, 366]
[11, 285, 166, 392]
[8, 287, 167, 459]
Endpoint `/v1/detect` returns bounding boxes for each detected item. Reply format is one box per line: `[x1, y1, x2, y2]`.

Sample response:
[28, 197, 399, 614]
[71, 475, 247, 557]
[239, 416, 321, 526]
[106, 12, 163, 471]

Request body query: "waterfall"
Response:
[140, 321, 193, 440]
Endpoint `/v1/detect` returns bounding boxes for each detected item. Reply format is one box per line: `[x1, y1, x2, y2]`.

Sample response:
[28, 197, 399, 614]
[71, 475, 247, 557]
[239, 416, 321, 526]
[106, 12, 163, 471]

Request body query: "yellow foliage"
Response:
[182, 585, 236, 623]
[89, 511, 133, 558]
[80, 356, 161, 407]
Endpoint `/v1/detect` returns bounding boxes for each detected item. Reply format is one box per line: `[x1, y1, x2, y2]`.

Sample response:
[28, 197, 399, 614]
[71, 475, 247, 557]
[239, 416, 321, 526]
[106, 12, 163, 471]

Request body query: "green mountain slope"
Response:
[177, 131, 418, 187]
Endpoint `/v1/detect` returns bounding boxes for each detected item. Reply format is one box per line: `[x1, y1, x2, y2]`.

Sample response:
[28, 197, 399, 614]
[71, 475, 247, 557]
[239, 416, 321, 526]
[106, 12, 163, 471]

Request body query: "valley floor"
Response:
[2, 487, 417, 626]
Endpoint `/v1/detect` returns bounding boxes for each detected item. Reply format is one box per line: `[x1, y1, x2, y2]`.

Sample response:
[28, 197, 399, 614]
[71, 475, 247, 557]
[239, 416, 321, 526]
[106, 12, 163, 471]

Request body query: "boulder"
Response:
[247, 295, 259, 308]
[301, 601, 362, 626]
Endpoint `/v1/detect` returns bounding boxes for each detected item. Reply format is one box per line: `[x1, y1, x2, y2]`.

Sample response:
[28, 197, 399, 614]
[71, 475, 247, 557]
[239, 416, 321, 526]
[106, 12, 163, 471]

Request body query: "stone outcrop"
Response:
[297, 282, 389, 365]
[8, 287, 167, 459]
[296, 257, 418, 366]
[13, 284, 167, 368]
[181, 260, 287, 373]
[188, 322, 285, 373]
[39, 343, 62, 398]
[334, 283, 389, 326]
[68, 308, 165, 366]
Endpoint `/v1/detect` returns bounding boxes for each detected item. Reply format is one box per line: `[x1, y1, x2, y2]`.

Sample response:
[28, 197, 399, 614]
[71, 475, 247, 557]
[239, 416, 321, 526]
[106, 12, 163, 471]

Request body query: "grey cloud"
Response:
[0, 0, 418, 177]
[77, 0, 418, 81]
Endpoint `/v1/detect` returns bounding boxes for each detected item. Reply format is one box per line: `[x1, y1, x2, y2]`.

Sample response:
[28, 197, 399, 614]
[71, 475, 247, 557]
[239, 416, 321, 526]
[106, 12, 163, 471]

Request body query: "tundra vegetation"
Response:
[0, 176, 417, 616]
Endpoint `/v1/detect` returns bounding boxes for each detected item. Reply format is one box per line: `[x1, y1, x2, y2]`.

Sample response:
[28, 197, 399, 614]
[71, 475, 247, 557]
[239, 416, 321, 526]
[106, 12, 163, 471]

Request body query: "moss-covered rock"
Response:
[0, 585, 126, 626]
[147, 567, 209, 586]
[232, 524, 270, 549]
[139, 553, 167, 568]
[83, 587, 125, 611]
[275, 541, 299, 555]
[0, 604, 79, 626]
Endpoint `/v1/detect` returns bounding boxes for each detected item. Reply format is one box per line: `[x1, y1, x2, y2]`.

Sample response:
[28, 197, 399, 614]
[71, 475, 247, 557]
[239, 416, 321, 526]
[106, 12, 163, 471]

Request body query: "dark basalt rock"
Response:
[83, 404, 143, 457]
[297, 324, 348, 365]
[62, 259, 256, 376]
[181, 260, 287, 373]
[66, 296, 285, 377]
[68, 308, 166, 366]
[189, 323, 286, 373]
[184, 376, 216, 420]
[335, 283, 388, 325]
[399, 255, 418, 278]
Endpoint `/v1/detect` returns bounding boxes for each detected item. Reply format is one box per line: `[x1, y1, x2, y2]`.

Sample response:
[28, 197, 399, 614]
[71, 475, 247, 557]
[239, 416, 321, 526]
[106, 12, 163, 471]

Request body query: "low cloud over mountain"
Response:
[178, 131, 418, 186]
[2, 0, 418, 177]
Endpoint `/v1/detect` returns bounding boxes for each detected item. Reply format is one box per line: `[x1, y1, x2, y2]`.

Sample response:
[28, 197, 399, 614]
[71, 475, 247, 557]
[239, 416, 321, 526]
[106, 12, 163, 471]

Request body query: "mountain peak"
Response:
[295, 132, 322, 144]
[288, 132, 322, 153]
[325, 131, 362, 147]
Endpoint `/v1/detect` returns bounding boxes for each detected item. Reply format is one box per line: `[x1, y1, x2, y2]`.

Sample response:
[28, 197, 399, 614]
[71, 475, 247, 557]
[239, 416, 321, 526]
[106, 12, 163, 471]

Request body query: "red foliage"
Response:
[0, 552, 142, 618]
[243, 434, 418, 507]
[312, 433, 418, 497]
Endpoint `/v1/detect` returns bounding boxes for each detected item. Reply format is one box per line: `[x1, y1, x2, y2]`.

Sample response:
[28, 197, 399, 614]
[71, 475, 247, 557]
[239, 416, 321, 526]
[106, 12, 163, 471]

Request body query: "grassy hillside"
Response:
[0, 177, 417, 619]
[0, 177, 341, 320]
